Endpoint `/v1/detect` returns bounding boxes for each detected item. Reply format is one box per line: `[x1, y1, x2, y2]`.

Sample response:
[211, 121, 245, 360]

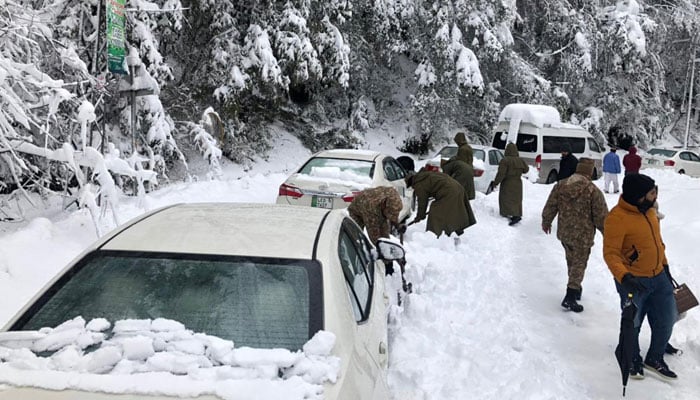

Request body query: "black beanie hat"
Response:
[622, 174, 655, 204]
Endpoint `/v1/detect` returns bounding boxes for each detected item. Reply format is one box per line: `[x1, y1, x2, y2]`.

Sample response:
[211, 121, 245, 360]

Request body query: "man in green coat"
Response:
[405, 169, 473, 236]
[492, 142, 529, 226]
[443, 132, 475, 200]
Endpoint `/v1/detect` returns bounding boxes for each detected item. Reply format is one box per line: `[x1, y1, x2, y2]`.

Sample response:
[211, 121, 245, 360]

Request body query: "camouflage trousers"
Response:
[561, 241, 592, 290]
[348, 208, 389, 245]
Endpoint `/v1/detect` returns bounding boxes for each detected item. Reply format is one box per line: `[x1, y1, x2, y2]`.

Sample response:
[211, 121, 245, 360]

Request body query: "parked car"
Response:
[277, 149, 414, 220]
[0, 203, 405, 399]
[641, 147, 700, 177]
[424, 144, 504, 193]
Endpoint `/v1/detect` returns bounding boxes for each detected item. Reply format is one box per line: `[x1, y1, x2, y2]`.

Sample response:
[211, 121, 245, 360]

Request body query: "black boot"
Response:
[508, 216, 521, 226]
[561, 288, 584, 312]
[574, 287, 582, 301]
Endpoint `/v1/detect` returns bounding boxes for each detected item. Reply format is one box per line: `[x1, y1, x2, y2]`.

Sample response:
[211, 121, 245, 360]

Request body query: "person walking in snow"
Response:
[441, 132, 477, 227]
[558, 143, 578, 181]
[623, 145, 642, 175]
[491, 142, 529, 226]
[442, 132, 475, 200]
[405, 169, 473, 236]
[542, 158, 608, 312]
[603, 173, 678, 380]
[603, 146, 622, 193]
[348, 186, 406, 246]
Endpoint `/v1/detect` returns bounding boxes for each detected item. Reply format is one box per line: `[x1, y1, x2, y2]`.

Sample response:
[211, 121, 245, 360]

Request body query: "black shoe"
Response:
[665, 343, 681, 355]
[508, 216, 521, 226]
[644, 359, 677, 380]
[574, 288, 582, 301]
[561, 288, 584, 312]
[630, 361, 645, 380]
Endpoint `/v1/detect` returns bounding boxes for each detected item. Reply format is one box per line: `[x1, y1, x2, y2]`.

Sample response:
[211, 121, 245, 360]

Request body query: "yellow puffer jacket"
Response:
[603, 197, 668, 282]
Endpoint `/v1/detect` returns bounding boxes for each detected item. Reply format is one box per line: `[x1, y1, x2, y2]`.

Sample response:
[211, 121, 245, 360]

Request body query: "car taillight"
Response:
[535, 154, 542, 171]
[279, 183, 303, 198]
[342, 191, 361, 203]
[664, 160, 675, 166]
[426, 164, 440, 172]
[474, 169, 484, 177]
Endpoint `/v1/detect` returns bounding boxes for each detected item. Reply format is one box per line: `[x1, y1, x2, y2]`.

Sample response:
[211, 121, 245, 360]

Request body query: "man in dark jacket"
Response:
[623, 145, 642, 175]
[542, 158, 608, 312]
[405, 169, 473, 236]
[558, 143, 578, 181]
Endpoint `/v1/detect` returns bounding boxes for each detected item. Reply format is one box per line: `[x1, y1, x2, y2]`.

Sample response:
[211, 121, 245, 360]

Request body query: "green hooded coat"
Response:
[493, 143, 529, 217]
[409, 170, 473, 236]
[453, 132, 474, 164]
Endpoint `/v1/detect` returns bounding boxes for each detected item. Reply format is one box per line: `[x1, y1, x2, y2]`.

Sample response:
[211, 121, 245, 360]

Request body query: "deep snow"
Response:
[1, 130, 699, 399]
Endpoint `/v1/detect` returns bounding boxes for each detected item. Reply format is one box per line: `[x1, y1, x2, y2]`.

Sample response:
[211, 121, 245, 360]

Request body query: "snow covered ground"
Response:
[1, 130, 699, 399]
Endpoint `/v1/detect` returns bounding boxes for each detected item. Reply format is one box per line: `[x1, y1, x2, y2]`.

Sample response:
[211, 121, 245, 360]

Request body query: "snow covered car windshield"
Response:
[10, 251, 323, 351]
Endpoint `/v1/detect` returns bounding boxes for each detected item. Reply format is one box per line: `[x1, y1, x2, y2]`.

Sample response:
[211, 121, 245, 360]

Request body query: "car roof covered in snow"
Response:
[100, 203, 331, 259]
[312, 149, 381, 161]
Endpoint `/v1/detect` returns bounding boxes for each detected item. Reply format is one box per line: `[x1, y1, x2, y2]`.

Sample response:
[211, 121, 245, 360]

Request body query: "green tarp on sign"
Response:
[107, 0, 127, 74]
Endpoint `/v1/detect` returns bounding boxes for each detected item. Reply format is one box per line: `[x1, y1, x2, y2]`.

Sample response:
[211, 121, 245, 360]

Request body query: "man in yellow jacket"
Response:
[603, 173, 677, 381]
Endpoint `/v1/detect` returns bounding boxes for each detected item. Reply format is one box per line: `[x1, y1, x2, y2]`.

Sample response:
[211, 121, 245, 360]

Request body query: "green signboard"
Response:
[107, 0, 128, 74]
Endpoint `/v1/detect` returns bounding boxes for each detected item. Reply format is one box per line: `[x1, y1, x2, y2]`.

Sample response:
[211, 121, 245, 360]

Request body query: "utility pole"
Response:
[684, 42, 698, 150]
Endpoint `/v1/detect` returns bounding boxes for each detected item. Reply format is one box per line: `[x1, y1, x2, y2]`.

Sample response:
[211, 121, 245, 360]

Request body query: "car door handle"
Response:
[378, 341, 388, 367]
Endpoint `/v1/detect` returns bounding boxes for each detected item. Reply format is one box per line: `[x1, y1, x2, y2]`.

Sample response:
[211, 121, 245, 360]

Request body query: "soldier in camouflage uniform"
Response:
[348, 186, 406, 245]
[541, 158, 608, 312]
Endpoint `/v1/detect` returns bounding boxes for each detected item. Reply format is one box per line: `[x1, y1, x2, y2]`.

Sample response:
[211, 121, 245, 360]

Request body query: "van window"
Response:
[543, 137, 585, 154]
[491, 132, 537, 153]
[588, 138, 602, 153]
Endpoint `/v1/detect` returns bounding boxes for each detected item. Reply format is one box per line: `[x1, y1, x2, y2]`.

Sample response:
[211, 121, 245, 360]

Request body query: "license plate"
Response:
[312, 196, 333, 209]
[647, 159, 658, 165]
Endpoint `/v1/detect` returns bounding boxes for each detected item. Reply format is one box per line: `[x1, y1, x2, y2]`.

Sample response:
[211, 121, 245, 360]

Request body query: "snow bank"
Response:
[0, 317, 340, 400]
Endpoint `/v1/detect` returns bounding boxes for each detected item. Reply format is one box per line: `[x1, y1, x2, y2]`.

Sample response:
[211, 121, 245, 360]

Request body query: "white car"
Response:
[642, 148, 700, 177]
[424, 144, 505, 193]
[0, 203, 404, 400]
[277, 149, 414, 221]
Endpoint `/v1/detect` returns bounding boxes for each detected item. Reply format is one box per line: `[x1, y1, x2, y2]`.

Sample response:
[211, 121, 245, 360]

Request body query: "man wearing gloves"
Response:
[603, 173, 678, 380]
[542, 158, 608, 312]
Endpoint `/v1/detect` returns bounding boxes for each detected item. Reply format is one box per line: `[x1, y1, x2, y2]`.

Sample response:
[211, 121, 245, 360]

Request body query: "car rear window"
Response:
[648, 148, 677, 158]
[298, 157, 374, 183]
[543, 136, 585, 154]
[437, 147, 485, 161]
[437, 147, 458, 158]
[11, 251, 323, 351]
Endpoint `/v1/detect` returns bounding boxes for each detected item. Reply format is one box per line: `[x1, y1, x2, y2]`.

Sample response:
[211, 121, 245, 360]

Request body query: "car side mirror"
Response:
[375, 238, 405, 261]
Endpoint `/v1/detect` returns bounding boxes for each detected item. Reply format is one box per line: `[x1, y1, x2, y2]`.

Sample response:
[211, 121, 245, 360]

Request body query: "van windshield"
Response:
[543, 137, 585, 153]
[492, 132, 537, 153]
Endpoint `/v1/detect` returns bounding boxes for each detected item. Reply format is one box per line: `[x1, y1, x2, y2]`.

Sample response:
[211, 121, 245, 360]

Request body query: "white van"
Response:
[490, 104, 604, 184]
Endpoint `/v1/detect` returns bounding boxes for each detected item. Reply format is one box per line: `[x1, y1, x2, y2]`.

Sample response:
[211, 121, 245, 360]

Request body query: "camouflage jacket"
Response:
[542, 173, 608, 247]
[347, 186, 403, 244]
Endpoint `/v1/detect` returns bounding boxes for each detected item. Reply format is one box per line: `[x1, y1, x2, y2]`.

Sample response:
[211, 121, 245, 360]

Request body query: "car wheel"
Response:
[679, 169, 685, 174]
[546, 170, 558, 184]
